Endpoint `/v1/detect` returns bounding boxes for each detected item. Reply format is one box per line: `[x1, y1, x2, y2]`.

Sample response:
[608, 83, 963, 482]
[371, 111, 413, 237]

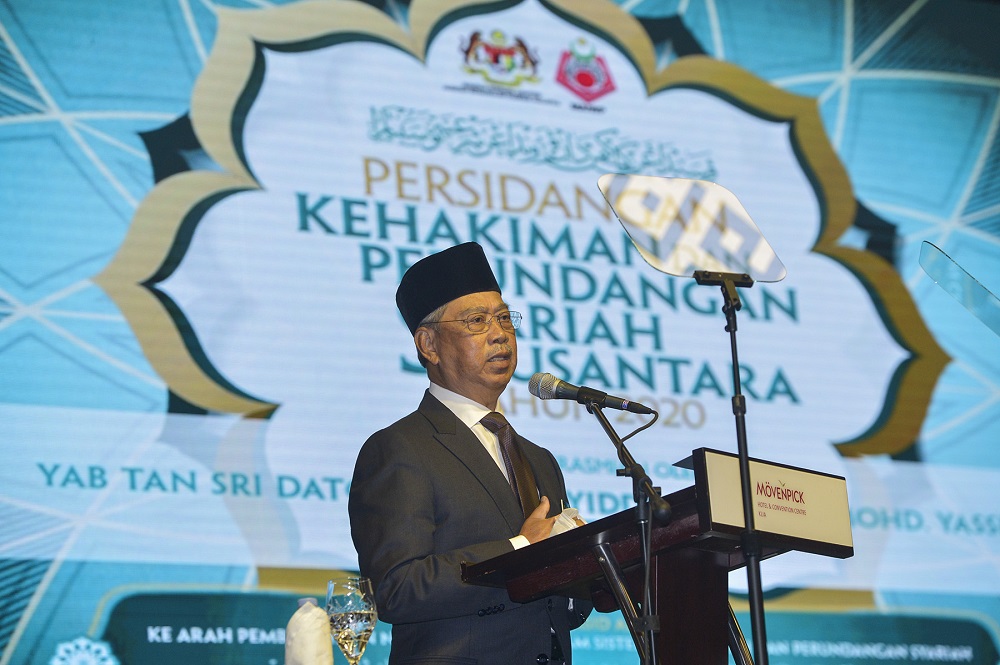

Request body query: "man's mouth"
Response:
[488, 346, 513, 362]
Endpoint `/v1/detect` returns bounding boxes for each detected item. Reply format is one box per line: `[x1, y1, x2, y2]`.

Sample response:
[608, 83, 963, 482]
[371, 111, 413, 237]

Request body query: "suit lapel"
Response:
[417, 392, 525, 532]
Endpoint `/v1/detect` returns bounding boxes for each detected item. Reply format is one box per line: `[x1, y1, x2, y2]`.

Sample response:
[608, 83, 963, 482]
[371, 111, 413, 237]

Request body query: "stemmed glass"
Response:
[325, 576, 377, 665]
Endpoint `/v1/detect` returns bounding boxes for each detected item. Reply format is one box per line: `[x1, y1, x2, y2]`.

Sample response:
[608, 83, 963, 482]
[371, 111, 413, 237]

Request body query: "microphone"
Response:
[528, 373, 654, 415]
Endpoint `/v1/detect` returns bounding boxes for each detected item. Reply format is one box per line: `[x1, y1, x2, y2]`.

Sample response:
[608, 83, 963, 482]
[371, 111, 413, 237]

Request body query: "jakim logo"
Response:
[556, 37, 615, 103]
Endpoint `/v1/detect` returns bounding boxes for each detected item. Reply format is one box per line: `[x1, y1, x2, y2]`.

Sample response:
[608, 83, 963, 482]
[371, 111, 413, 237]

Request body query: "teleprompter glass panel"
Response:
[598, 173, 786, 283]
[919, 241, 1000, 337]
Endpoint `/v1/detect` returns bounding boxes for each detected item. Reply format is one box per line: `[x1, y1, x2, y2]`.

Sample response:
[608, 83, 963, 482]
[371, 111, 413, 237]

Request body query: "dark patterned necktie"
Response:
[480, 411, 540, 518]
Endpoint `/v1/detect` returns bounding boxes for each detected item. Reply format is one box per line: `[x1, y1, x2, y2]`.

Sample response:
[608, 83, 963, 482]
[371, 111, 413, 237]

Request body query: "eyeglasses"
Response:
[427, 311, 522, 334]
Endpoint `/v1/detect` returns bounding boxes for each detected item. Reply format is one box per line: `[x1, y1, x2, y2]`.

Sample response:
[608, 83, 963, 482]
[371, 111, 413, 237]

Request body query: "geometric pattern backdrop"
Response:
[2, 1, 999, 664]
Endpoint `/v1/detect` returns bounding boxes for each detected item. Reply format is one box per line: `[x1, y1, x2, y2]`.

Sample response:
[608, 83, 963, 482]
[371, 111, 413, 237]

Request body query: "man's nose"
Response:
[487, 316, 509, 340]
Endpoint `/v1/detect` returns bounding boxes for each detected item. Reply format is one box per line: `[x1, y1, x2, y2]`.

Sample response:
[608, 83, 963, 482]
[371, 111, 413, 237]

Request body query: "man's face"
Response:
[423, 291, 517, 408]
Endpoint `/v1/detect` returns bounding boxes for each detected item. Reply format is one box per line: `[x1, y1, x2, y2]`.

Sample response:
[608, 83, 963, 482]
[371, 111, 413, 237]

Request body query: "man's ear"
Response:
[414, 327, 439, 366]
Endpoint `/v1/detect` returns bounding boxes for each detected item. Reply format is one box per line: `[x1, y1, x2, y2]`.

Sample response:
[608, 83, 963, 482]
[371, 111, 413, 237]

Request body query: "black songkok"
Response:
[395, 242, 501, 334]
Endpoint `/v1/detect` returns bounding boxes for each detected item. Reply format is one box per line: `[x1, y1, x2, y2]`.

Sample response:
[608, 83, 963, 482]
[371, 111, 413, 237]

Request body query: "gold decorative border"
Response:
[95, 0, 520, 416]
[97, 0, 947, 455]
[546, 0, 948, 456]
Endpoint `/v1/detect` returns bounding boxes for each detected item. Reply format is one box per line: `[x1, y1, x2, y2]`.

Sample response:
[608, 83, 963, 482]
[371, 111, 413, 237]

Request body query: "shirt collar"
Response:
[428, 381, 497, 430]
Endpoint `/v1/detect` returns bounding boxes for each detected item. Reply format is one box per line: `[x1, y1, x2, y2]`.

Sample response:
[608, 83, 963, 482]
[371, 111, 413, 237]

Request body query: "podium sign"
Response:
[682, 448, 853, 558]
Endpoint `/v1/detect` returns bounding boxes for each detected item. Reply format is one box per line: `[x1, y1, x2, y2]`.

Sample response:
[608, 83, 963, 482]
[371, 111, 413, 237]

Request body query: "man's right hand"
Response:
[519, 495, 556, 544]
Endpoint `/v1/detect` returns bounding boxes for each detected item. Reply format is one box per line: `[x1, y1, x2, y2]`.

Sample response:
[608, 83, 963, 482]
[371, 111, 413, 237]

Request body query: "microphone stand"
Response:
[693, 270, 768, 665]
[584, 401, 671, 665]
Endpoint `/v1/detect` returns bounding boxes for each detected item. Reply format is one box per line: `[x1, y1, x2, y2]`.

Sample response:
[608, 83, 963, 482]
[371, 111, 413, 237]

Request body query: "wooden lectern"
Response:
[462, 448, 854, 665]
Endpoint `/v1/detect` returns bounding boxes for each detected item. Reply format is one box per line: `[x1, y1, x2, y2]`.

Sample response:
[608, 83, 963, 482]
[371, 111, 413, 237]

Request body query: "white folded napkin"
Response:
[550, 507, 585, 536]
[285, 598, 333, 665]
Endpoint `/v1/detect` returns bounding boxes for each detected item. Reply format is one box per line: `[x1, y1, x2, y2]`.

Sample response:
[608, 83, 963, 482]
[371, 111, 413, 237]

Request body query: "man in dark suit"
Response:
[349, 242, 591, 665]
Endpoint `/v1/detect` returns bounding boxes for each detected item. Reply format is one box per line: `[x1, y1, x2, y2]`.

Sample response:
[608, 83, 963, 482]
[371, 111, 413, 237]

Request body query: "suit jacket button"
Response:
[537, 654, 549, 664]
[477, 609, 485, 617]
